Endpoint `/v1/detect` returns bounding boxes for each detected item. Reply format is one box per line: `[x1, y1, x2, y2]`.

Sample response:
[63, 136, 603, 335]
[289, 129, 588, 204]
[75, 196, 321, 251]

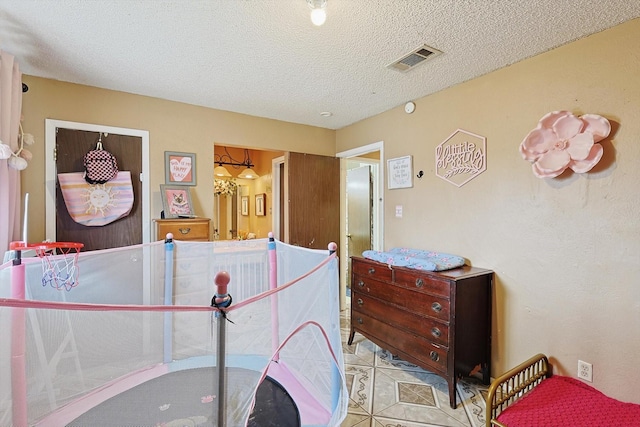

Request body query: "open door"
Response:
[337, 142, 383, 310]
[347, 165, 372, 260]
[285, 152, 340, 250]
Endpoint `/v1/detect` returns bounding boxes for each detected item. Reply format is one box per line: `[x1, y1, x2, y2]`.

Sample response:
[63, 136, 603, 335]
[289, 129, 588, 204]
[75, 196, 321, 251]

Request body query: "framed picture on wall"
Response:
[255, 193, 266, 216]
[160, 185, 194, 218]
[387, 155, 413, 189]
[165, 151, 196, 186]
[241, 196, 249, 216]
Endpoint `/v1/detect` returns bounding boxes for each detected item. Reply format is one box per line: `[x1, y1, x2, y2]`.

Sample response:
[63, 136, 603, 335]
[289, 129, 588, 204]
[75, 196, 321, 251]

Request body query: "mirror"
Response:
[214, 184, 247, 240]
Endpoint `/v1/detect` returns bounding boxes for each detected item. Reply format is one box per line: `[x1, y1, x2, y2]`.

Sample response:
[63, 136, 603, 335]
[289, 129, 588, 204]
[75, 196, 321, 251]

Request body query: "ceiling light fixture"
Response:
[238, 167, 259, 179]
[307, 0, 327, 26]
[214, 148, 259, 179]
[213, 165, 232, 177]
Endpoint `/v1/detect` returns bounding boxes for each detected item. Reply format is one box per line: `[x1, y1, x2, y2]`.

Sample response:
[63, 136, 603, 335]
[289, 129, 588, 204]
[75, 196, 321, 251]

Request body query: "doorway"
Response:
[337, 141, 384, 310]
[45, 120, 151, 245]
[213, 144, 279, 241]
[214, 144, 340, 250]
[346, 163, 373, 274]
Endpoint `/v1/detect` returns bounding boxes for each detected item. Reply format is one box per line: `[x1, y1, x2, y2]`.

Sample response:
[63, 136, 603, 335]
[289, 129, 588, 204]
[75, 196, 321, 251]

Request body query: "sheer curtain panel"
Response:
[0, 50, 23, 254]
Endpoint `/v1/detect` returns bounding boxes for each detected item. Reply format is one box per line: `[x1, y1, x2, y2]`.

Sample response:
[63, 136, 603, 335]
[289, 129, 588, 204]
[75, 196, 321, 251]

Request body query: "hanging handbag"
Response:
[58, 171, 134, 226]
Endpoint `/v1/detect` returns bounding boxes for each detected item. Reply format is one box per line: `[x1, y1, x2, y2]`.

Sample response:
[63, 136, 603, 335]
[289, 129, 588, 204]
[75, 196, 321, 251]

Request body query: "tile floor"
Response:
[340, 308, 489, 427]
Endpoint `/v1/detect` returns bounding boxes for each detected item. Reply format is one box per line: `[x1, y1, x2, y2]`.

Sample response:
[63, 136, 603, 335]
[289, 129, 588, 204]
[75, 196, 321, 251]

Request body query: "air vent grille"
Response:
[387, 44, 442, 72]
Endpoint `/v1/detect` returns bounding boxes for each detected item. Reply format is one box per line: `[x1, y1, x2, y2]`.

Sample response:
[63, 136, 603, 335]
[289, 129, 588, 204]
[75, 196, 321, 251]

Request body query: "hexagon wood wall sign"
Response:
[435, 129, 487, 187]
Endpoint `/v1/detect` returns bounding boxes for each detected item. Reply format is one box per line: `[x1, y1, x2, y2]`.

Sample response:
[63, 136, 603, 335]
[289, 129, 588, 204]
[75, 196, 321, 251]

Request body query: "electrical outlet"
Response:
[578, 360, 593, 382]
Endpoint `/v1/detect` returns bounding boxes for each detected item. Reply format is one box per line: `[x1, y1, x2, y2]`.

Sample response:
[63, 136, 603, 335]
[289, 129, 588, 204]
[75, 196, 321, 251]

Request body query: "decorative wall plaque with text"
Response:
[436, 129, 486, 187]
[387, 155, 413, 189]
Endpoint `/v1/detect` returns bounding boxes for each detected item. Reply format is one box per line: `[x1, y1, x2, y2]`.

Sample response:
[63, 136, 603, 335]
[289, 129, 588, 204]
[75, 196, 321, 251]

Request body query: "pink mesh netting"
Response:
[0, 238, 347, 426]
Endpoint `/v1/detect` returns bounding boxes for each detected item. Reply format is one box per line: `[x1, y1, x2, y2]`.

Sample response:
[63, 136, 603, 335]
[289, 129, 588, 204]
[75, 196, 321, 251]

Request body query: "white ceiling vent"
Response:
[387, 45, 442, 72]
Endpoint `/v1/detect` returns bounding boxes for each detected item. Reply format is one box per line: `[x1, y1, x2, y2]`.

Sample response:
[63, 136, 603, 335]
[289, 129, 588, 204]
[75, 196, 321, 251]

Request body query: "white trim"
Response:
[45, 119, 151, 244]
[271, 155, 285, 241]
[336, 141, 383, 159]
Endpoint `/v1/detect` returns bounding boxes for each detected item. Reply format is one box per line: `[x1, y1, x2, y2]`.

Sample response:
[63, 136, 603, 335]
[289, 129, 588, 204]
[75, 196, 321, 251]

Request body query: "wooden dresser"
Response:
[154, 218, 211, 241]
[348, 256, 493, 409]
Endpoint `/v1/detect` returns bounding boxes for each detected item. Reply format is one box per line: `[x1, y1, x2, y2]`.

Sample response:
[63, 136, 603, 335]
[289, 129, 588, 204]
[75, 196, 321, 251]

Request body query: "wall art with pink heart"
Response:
[164, 151, 196, 186]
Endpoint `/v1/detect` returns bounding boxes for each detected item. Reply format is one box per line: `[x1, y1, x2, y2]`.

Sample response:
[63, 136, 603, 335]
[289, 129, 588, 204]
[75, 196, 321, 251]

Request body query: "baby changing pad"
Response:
[362, 247, 465, 271]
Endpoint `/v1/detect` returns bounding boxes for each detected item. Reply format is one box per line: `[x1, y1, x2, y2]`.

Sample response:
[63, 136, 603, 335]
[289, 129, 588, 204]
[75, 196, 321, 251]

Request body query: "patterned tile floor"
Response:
[340, 309, 489, 427]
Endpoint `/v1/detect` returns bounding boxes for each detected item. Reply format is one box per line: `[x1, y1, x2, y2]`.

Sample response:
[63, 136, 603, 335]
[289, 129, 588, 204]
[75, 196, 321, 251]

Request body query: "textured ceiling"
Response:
[1, 1, 639, 130]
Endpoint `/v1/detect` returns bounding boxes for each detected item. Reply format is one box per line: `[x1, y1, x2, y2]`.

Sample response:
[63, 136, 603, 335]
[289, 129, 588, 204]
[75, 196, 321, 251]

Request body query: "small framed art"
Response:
[160, 185, 195, 218]
[387, 155, 413, 189]
[241, 196, 249, 216]
[255, 193, 266, 216]
[165, 151, 196, 186]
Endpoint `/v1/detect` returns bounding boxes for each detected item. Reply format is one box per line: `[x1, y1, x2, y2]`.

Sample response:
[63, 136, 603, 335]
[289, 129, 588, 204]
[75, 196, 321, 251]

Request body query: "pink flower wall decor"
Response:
[519, 111, 611, 178]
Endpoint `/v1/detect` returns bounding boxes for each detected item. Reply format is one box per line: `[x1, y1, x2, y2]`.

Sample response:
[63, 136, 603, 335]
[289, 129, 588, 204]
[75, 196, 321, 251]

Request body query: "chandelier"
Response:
[214, 148, 259, 179]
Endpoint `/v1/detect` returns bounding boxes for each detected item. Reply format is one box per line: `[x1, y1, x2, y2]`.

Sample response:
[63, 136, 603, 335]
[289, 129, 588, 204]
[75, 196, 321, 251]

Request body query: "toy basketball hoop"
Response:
[10, 241, 84, 291]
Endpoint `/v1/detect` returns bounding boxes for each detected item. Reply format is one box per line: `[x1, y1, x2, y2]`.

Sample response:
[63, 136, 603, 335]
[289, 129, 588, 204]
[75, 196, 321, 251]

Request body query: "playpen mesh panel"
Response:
[26, 309, 166, 422]
[0, 238, 347, 427]
[0, 264, 14, 426]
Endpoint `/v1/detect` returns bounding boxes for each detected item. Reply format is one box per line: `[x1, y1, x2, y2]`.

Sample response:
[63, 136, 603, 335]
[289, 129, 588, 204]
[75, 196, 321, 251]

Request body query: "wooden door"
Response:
[347, 165, 372, 259]
[286, 152, 340, 250]
[55, 128, 143, 251]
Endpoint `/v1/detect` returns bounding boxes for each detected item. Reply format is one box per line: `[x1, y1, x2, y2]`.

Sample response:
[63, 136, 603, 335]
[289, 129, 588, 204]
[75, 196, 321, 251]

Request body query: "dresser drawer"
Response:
[352, 291, 449, 346]
[353, 274, 450, 322]
[155, 218, 210, 241]
[351, 258, 393, 282]
[352, 311, 448, 373]
[394, 269, 451, 298]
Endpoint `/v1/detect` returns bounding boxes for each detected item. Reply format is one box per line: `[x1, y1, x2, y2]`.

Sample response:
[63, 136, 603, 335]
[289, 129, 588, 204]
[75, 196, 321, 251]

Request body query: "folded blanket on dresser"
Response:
[362, 247, 465, 271]
[497, 376, 640, 427]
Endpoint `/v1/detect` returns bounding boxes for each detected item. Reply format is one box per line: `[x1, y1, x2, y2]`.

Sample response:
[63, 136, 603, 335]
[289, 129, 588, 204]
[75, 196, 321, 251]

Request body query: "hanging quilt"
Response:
[58, 171, 134, 226]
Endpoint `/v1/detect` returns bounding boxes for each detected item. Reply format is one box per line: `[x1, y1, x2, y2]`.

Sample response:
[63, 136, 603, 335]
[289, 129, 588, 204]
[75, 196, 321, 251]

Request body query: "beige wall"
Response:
[337, 19, 640, 403]
[20, 78, 334, 241]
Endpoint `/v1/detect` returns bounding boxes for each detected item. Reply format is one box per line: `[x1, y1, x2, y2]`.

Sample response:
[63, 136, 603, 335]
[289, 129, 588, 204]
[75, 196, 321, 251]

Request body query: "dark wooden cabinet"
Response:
[348, 256, 493, 409]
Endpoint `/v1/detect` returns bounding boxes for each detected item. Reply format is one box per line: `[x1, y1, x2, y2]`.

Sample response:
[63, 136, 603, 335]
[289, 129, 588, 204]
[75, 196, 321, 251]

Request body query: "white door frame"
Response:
[336, 141, 384, 310]
[45, 119, 151, 244]
[271, 155, 285, 241]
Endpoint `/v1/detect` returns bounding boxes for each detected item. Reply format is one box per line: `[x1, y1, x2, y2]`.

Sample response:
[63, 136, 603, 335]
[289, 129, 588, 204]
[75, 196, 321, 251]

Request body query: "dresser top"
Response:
[154, 217, 210, 222]
[352, 256, 493, 280]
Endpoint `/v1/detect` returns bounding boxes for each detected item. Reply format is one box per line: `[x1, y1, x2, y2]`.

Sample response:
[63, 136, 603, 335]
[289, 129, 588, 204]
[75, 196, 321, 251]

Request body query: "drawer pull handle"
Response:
[357, 317, 363, 324]
[415, 278, 424, 288]
[430, 351, 439, 362]
[431, 327, 441, 338]
[368, 267, 376, 275]
[178, 227, 191, 235]
[357, 280, 365, 288]
[431, 302, 442, 312]
[357, 298, 363, 306]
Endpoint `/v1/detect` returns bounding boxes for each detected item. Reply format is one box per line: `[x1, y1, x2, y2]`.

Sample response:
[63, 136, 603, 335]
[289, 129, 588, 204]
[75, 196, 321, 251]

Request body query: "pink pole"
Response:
[213, 271, 232, 427]
[11, 251, 28, 427]
[268, 232, 279, 362]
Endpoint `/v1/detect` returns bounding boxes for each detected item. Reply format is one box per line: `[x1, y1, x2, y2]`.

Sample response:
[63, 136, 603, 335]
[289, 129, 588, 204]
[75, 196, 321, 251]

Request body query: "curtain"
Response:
[0, 50, 23, 254]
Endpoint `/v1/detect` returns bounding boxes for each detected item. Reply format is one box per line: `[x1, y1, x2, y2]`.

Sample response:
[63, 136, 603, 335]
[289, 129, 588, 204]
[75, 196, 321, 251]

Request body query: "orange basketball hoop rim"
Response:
[10, 241, 84, 253]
